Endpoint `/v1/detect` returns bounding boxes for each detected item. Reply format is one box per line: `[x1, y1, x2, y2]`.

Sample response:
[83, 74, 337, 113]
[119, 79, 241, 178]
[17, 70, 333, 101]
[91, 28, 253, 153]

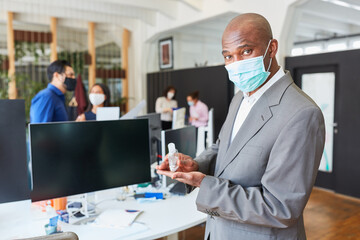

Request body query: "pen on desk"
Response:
[126, 209, 140, 213]
[135, 221, 146, 225]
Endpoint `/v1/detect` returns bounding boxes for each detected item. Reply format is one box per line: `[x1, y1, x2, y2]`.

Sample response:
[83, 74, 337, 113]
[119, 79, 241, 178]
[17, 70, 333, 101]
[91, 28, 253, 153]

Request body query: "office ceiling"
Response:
[168, 12, 238, 41]
[294, 0, 360, 43]
[0, 0, 360, 50]
[158, 0, 360, 46]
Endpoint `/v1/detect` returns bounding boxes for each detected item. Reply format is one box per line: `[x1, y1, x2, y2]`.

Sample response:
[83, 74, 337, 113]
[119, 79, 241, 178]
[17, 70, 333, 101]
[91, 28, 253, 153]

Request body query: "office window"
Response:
[304, 45, 322, 54]
[352, 40, 360, 49]
[327, 42, 347, 51]
[291, 47, 304, 56]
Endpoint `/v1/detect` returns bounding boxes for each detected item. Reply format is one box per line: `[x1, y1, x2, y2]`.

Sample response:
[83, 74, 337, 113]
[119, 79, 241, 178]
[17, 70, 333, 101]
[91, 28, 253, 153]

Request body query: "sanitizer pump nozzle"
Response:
[168, 143, 179, 172]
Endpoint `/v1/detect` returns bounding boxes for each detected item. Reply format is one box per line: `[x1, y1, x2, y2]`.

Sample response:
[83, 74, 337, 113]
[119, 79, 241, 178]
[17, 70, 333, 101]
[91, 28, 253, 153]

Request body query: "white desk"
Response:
[0, 188, 206, 240]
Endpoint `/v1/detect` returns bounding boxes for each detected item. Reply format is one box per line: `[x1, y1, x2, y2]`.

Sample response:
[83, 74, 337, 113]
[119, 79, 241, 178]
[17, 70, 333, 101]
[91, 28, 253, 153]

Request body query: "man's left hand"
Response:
[157, 170, 205, 188]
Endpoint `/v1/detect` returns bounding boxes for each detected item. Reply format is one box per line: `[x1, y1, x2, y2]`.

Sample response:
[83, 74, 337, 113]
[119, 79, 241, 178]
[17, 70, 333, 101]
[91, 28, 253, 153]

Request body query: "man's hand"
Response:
[157, 170, 205, 188]
[156, 153, 199, 172]
[156, 153, 205, 187]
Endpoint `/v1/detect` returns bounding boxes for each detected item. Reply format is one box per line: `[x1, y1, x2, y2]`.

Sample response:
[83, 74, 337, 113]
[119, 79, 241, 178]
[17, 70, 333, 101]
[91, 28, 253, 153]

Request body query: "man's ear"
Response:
[269, 39, 278, 58]
[52, 72, 58, 82]
[54, 72, 60, 79]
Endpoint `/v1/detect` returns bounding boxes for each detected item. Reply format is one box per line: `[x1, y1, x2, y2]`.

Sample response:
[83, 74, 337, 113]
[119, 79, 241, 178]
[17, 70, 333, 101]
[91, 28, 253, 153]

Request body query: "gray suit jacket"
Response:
[195, 72, 325, 240]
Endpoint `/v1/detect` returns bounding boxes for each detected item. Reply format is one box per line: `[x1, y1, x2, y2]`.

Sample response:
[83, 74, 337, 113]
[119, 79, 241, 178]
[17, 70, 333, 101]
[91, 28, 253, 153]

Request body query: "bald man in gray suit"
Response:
[158, 13, 325, 240]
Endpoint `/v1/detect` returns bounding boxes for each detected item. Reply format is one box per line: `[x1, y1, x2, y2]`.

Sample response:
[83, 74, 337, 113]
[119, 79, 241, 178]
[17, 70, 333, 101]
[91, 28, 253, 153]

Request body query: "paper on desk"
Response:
[93, 209, 142, 228]
[59, 221, 148, 239]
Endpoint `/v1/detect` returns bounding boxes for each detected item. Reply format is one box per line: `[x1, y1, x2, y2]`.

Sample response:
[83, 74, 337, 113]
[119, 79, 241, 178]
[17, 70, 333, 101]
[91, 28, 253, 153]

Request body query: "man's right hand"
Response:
[156, 153, 199, 173]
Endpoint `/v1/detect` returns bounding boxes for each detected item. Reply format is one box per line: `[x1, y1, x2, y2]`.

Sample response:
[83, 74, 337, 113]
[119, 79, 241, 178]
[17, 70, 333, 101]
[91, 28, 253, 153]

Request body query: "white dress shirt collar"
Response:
[243, 66, 285, 106]
[231, 66, 285, 142]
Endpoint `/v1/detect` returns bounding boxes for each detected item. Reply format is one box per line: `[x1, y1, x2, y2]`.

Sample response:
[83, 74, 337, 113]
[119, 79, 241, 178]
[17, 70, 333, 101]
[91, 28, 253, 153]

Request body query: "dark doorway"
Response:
[286, 49, 360, 198]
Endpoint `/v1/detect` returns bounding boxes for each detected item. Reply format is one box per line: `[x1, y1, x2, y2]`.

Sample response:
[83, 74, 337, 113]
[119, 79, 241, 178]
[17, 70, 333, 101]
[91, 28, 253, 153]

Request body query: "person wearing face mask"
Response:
[30, 60, 76, 123]
[157, 13, 325, 240]
[76, 83, 111, 121]
[187, 91, 209, 127]
[155, 86, 178, 130]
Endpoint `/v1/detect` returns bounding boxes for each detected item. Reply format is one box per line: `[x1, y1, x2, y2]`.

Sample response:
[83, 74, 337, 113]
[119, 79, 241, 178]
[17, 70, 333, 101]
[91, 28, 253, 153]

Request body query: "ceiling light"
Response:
[322, 0, 360, 11]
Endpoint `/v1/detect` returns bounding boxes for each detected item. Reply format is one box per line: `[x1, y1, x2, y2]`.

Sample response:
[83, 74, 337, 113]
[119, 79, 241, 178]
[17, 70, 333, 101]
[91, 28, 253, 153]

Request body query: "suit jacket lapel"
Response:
[212, 92, 243, 176]
[215, 72, 294, 177]
[216, 96, 272, 177]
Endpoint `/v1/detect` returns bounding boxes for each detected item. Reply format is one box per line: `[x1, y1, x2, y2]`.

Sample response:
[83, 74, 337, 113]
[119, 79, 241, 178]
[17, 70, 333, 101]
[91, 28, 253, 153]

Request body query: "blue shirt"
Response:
[84, 111, 96, 120]
[30, 84, 69, 123]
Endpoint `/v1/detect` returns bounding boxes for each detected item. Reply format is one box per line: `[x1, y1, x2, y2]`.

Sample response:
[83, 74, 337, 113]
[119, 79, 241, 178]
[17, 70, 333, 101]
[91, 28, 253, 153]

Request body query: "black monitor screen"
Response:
[137, 113, 161, 164]
[162, 126, 197, 158]
[0, 100, 30, 203]
[30, 119, 151, 202]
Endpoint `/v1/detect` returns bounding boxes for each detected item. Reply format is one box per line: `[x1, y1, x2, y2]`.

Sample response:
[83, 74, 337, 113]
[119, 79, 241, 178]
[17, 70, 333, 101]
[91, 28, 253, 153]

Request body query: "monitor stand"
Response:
[68, 187, 129, 225]
[169, 182, 187, 196]
[67, 193, 98, 225]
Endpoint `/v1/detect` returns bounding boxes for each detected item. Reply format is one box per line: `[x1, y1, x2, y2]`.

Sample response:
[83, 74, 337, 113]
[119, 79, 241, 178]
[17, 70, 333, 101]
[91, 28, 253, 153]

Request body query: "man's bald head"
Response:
[221, 13, 279, 87]
[223, 13, 273, 46]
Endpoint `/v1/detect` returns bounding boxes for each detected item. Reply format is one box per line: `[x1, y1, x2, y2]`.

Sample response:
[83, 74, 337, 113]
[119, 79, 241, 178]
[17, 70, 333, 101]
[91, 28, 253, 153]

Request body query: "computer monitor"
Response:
[161, 126, 197, 190]
[137, 113, 161, 164]
[29, 119, 151, 202]
[161, 126, 197, 159]
[0, 100, 30, 203]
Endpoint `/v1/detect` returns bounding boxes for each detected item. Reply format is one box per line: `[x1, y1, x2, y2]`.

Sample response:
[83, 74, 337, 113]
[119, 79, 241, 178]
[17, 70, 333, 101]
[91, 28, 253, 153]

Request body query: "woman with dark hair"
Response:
[76, 83, 111, 121]
[155, 86, 178, 130]
[187, 91, 208, 127]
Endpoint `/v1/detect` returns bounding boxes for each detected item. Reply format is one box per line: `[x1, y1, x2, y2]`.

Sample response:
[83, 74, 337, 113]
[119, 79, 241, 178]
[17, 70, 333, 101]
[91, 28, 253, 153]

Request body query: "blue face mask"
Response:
[188, 101, 194, 106]
[225, 40, 272, 93]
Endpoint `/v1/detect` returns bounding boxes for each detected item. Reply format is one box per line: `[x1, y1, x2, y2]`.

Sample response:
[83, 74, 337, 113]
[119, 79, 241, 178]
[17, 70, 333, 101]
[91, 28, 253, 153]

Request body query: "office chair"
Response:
[19, 232, 79, 240]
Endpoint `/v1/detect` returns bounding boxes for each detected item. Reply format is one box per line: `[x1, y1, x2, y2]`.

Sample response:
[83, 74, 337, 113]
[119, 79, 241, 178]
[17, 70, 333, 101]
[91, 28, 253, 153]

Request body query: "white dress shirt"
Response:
[231, 67, 285, 142]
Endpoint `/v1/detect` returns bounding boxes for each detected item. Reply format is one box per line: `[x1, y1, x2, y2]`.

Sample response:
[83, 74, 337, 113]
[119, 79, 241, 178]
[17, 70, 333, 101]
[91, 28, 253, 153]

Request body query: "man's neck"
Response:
[50, 81, 66, 94]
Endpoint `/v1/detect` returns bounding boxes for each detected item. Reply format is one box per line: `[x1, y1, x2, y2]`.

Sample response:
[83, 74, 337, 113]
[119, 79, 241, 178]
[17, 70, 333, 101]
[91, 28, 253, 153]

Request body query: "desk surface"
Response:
[0, 188, 206, 240]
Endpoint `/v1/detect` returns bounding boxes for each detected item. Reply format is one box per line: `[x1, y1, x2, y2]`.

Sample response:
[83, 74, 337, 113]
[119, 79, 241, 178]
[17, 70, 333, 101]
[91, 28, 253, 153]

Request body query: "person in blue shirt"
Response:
[30, 60, 76, 123]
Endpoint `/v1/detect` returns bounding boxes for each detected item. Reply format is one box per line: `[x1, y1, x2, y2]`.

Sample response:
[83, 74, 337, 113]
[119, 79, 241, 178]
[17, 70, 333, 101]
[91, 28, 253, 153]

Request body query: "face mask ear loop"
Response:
[263, 40, 272, 72]
[263, 40, 272, 58]
[267, 58, 272, 72]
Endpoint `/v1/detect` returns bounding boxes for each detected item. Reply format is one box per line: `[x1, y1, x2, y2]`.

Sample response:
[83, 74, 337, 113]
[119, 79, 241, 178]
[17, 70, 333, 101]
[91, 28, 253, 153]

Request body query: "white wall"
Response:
[146, 32, 223, 73]
[174, 34, 223, 69]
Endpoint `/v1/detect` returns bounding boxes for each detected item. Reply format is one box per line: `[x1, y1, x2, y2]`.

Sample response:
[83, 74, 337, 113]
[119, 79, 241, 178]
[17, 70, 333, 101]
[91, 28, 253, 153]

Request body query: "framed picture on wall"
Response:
[159, 37, 173, 70]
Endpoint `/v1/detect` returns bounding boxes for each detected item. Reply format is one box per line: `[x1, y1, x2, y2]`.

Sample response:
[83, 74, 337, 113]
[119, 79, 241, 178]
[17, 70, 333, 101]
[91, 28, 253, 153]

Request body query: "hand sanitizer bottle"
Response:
[168, 143, 179, 172]
[46, 200, 57, 217]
